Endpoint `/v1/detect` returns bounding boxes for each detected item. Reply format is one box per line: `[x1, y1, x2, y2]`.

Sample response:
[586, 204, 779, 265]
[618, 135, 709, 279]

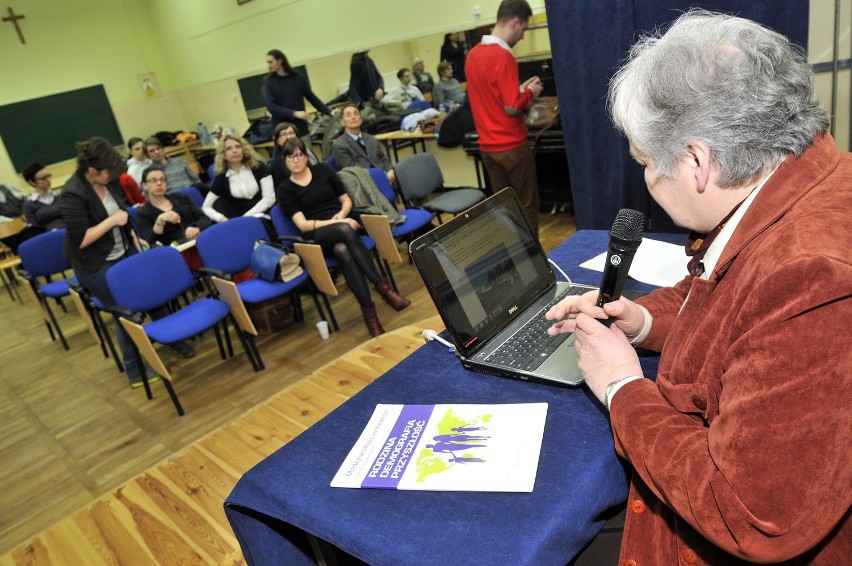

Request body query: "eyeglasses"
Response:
[145, 176, 167, 184]
[285, 153, 306, 161]
[35, 174, 52, 181]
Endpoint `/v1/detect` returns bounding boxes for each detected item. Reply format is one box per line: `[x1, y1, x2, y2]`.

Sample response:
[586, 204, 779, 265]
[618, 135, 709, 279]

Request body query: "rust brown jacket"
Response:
[614, 134, 851, 565]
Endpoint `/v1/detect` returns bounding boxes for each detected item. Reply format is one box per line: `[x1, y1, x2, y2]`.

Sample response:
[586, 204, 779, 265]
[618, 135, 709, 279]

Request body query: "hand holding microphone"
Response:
[596, 208, 645, 327]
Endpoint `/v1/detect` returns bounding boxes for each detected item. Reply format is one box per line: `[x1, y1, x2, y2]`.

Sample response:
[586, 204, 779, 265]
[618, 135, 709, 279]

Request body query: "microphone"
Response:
[596, 208, 645, 327]
[422, 329, 455, 351]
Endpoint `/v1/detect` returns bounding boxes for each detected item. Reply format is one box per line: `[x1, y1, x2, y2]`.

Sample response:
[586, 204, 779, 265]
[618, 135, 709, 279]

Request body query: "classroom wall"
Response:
[0, 0, 847, 187]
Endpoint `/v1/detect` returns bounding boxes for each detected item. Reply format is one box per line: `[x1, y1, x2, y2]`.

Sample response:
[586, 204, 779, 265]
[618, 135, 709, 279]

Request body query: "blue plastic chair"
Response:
[195, 217, 331, 331]
[106, 245, 252, 416]
[325, 156, 339, 172]
[367, 168, 434, 239]
[408, 100, 432, 111]
[173, 186, 205, 207]
[17, 229, 76, 350]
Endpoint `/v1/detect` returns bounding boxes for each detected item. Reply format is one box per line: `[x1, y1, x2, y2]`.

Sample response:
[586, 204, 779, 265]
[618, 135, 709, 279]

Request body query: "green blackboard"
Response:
[238, 65, 310, 114]
[0, 85, 123, 173]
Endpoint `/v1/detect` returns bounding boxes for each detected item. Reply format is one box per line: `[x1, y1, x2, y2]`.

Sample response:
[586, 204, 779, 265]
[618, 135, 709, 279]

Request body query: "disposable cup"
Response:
[316, 320, 330, 340]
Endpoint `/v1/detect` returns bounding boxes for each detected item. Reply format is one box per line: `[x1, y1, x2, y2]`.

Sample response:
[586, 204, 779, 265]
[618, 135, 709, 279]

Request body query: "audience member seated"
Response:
[264, 49, 334, 139]
[411, 57, 435, 95]
[383, 68, 426, 109]
[276, 137, 409, 337]
[118, 173, 146, 206]
[432, 61, 467, 108]
[270, 121, 319, 187]
[144, 137, 208, 194]
[136, 164, 211, 246]
[348, 51, 384, 108]
[22, 162, 63, 230]
[125, 136, 152, 185]
[202, 135, 275, 228]
[60, 137, 194, 389]
[331, 104, 395, 185]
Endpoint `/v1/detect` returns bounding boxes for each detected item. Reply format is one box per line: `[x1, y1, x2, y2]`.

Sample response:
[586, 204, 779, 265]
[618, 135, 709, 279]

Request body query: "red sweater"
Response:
[465, 42, 533, 152]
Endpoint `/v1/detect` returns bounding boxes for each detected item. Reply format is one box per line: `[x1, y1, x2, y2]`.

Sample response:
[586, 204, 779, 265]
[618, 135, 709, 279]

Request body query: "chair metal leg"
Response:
[41, 294, 69, 350]
[212, 323, 227, 360]
[136, 352, 154, 400]
[382, 259, 398, 293]
[320, 292, 339, 331]
[229, 315, 264, 372]
[304, 283, 331, 330]
[222, 318, 234, 358]
[161, 378, 185, 416]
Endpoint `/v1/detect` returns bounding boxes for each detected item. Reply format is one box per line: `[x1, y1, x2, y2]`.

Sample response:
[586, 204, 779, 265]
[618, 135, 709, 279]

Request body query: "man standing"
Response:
[465, 0, 543, 235]
[332, 103, 395, 185]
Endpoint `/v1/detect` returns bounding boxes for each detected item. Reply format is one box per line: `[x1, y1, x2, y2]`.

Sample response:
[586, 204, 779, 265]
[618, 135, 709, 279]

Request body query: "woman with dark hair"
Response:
[136, 164, 211, 246]
[269, 121, 319, 186]
[60, 137, 194, 388]
[263, 49, 333, 138]
[348, 51, 384, 107]
[201, 134, 275, 224]
[22, 161, 63, 231]
[276, 137, 410, 337]
[440, 32, 467, 82]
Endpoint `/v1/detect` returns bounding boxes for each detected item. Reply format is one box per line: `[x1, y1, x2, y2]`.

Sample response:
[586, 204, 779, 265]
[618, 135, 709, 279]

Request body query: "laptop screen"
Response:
[410, 189, 556, 357]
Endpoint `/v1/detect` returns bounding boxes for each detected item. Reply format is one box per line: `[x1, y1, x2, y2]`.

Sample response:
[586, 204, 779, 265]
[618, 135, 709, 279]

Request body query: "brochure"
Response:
[331, 403, 547, 492]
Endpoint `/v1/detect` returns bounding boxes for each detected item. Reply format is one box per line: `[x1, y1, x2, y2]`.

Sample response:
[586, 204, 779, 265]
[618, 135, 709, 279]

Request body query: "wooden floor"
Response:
[0, 200, 575, 564]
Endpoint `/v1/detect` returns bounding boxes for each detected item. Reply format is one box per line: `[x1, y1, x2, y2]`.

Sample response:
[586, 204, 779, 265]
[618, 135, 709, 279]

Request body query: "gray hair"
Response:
[608, 9, 829, 186]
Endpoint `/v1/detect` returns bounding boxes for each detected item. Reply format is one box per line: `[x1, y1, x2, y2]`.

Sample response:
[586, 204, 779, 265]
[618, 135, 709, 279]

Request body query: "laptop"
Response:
[409, 188, 597, 387]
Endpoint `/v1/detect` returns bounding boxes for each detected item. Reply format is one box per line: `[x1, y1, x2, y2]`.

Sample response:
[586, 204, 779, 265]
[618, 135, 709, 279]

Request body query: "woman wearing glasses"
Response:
[136, 164, 211, 246]
[22, 162, 63, 231]
[276, 138, 410, 337]
[270, 121, 319, 187]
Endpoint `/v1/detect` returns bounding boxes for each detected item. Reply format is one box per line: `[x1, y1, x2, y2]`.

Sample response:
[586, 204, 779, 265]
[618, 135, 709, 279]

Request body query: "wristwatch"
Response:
[604, 376, 639, 411]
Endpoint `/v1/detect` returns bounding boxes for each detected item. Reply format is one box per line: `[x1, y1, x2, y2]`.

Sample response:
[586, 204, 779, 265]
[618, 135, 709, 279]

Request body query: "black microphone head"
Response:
[610, 208, 645, 252]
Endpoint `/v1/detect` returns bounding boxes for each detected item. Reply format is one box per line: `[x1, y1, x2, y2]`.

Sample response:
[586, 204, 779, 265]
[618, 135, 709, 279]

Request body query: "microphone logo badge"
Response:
[610, 254, 622, 266]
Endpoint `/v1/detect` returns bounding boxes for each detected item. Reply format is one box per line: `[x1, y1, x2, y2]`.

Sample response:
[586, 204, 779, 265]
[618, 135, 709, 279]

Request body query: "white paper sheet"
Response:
[580, 237, 689, 287]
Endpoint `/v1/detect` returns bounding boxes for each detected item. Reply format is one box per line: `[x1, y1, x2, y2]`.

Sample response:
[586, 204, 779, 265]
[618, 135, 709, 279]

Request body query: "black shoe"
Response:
[170, 341, 196, 358]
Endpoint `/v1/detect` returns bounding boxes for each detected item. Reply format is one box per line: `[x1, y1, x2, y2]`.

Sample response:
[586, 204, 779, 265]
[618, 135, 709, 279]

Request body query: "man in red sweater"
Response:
[465, 0, 543, 235]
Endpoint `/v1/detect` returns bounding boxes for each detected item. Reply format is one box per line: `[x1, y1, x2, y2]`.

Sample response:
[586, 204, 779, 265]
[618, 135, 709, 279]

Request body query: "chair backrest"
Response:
[173, 186, 204, 207]
[270, 204, 300, 238]
[207, 164, 217, 186]
[367, 168, 397, 206]
[394, 152, 444, 201]
[325, 156, 339, 172]
[17, 229, 71, 278]
[106, 246, 194, 312]
[195, 216, 268, 275]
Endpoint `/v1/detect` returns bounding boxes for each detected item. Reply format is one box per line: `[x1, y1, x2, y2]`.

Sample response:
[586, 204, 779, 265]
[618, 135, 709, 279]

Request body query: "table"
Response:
[374, 130, 434, 163]
[225, 230, 687, 566]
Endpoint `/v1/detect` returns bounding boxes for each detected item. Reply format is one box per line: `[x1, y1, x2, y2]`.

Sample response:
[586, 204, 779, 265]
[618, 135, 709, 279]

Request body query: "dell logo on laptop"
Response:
[508, 305, 518, 314]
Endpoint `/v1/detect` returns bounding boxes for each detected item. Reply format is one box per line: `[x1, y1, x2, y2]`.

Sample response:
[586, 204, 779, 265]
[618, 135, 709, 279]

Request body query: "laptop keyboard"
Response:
[485, 289, 574, 372]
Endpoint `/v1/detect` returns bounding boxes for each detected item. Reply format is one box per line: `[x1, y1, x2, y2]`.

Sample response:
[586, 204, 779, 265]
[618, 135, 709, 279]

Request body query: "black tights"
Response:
[311, 222, 382, 308]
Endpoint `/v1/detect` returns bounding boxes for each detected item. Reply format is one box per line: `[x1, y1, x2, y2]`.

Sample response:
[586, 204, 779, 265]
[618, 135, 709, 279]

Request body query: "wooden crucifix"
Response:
[2, 7, 26, 44]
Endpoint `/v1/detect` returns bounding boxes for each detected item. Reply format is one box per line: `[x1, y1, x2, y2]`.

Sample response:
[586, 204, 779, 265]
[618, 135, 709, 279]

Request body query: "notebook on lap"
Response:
[409, 188, 595, 387]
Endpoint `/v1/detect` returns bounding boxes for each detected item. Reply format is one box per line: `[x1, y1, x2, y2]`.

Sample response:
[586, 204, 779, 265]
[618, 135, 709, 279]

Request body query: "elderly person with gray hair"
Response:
[410, 57, 434, 95]
[546, 9, 850, 565]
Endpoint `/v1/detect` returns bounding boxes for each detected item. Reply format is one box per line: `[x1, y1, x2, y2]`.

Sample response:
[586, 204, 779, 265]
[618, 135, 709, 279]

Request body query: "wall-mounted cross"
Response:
[2, 7, 25, 44]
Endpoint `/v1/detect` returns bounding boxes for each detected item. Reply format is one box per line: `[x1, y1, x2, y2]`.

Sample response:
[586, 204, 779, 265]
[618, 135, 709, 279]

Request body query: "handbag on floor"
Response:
[249, 241, 303, 283]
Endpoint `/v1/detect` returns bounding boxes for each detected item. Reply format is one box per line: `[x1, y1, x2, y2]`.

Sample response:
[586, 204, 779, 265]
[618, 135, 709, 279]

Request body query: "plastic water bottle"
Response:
[197, 122, 212, 146]
[438, 104, 446, 113]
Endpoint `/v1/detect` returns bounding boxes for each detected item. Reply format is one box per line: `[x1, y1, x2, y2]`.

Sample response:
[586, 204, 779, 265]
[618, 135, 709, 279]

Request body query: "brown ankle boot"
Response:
[375, 279, 411, 311]
[361, 305, 385, 337]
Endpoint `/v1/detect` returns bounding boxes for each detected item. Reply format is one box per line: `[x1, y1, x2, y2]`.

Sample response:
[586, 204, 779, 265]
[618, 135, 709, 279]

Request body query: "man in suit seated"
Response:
[332, 103, 396, 185]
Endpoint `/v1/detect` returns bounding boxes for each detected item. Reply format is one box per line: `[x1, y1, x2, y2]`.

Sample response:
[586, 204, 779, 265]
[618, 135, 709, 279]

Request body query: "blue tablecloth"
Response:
[224, 230, 687, 566]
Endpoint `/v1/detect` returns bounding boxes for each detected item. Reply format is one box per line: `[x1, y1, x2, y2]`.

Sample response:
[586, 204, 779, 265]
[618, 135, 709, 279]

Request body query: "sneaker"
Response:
[129, 373, 162, 389]
[170, 341, 196, 358]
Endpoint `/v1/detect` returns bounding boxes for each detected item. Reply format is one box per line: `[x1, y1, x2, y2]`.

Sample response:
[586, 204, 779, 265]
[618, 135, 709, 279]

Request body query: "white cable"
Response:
[422, 329, 455, 350]
[548, 258, 573, 284]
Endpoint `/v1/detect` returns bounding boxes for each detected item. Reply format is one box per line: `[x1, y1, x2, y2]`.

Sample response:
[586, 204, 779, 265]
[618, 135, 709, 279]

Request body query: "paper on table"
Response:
[580, 237, 689, 287]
